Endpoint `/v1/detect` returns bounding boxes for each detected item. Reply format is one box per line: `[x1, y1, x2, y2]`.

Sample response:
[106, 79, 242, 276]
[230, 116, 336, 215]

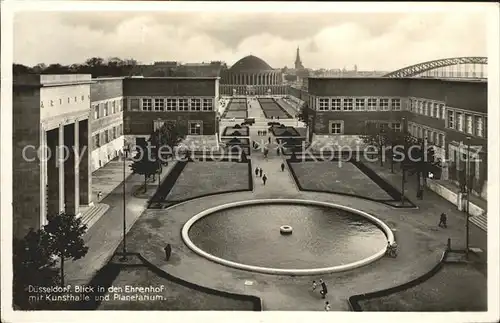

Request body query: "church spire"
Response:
[295, 46, 304, 69]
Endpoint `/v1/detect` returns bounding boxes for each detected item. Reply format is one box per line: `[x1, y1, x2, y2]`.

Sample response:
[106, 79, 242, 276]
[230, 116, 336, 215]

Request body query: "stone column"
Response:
[79, 119, 91, 205]
[58, 124, 65, 212]
[64, 123, 77, 215]
[74, 120, 80, 215]
[39, 126, 47, 226]
[47, 128, 59, 217]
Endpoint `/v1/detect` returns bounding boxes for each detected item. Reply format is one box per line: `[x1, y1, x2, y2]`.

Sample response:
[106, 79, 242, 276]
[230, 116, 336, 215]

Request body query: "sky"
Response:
[13, 8, 489, 71]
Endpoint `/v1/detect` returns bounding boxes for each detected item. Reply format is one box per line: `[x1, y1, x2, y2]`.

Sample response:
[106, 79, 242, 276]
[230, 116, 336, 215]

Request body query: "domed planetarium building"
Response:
[220, 55, 287, 96]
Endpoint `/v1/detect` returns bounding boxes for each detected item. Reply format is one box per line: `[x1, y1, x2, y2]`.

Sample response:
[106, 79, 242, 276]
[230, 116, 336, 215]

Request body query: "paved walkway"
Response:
[361, 158, 487, 265]
[65, 160, 177, 285]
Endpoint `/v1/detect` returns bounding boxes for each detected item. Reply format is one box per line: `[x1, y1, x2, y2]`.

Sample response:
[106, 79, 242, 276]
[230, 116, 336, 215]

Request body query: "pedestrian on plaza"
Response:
[319, 279, 328, 299]
[268, 137, 271, 144]
[312, 280, 318, 291]
[258, 130, 261, 136]
[259, 168, 263, 177]
[255, 167, 260, 177]
[262, 174, 268, 185]
[164, 244, 172, 261]
[324, 301, 331, 311]
[281, 162, 285, 172]
[97, 191, 103, 201]
[438, 212, 447, 228]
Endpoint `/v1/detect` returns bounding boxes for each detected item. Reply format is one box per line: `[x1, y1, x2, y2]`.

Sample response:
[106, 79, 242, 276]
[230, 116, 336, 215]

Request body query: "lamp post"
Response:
[401, 117, 406, 205]
[119, 149, 127, 261]
[465, 136, 471, 258]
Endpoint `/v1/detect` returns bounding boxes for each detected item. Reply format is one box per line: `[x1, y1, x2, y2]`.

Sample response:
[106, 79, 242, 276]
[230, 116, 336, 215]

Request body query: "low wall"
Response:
[348, 249, 448, 311]
[426, 180, 485, 217]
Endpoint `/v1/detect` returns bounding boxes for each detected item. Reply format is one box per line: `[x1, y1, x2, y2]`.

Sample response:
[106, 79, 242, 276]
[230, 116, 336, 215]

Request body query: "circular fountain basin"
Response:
[182, 199, 394, 275]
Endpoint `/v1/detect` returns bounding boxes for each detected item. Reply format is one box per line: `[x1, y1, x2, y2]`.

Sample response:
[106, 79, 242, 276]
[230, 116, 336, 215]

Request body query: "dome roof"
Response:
[229, 55, 273, 72]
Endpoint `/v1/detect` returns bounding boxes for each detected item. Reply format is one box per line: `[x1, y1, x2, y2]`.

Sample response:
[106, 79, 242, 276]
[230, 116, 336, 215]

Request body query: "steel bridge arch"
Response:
[384, 57, 487, 78]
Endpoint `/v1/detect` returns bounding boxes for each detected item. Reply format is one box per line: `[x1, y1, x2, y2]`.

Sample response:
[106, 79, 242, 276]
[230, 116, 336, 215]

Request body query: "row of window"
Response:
[40, 94, 90, 108]
[327, 121, 401, 135]
[134, 98, 214, 112]
[446, 110, 485, 138]
[93, 124, 123, 148]
[317, 97, 402, 112]
[408, 122, 445, 147]
[93, 98, 124, 120]
[409, 98, 445, 119]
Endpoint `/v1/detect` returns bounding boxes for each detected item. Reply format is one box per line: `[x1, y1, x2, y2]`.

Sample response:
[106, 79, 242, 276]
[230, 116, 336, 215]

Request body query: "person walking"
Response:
[259, 168, 263, 177]
[255, 167, 260, 177]
[324, 301, 331, 312]
[262, 174, 268, 185]
[281, 162, 285, 172]
[312, 280, 317, 291]
[319, 279, 328, 299]
[438, 212, 447, 228]
[268, 137, 271, 144]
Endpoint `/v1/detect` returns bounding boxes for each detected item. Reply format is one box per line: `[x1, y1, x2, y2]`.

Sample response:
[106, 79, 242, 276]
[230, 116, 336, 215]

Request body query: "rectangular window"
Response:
[342, 98, 353, 111]
[423, 129, 428, 140]
[154, 98, 165, 111]
[423, 102, 429, 116]
[94, 134, 100, 148]
[447, 111, 455, 129]
[112, 101, 116, 114]
[116, 99, 122, 112]
[202, 99, 213, 111]
[107, 101, 112, 115]
[93, 105, 99, 119]
[379, 98, 389, 111]
[367, 98, 377, 111]
[475, 116, 483, 137]
[188, 121, 202, 135]
[104, 131, 109, 144]
[433, 103, 439, 118]
[466, 114, 473, 134]
[355, 98, 365, 111]
[166, 99, 177, 111]
[456, 112, 463, 131]
[391, 123, 401, 132]
[318, 98, 329, 111]
[440, 104, 445, 119]
[409, 99, 414, 112]
[391, 98, 401, 111]
[330, 122, 343, 134]
[142, 98, 152, 111]
[178, 99, 188, 111]
[429, 103, 435, 117]
[100, 103, 107, 117]
[190, 99, 202, 111]
[129, 98, 140, 111]
[113, 126, 117, 139]
[331, 99, 341, 111]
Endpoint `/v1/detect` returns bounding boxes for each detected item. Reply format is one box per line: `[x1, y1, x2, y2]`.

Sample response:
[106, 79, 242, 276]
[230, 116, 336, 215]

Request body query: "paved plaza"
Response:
[61, 142, 486, 311]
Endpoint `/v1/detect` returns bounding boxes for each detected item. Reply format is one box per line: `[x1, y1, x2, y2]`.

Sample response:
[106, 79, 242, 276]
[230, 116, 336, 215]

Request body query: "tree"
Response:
[130, 142, 160, 192]
[43, 212, 89, 287]
[13, 229, 60, 309]
[296, 102, 311, 126]
[360, 122, 390, 166]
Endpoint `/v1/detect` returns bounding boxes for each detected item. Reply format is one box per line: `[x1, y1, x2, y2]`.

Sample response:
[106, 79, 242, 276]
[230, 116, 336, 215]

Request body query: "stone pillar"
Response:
[79, 119, 91, 205]
[46, 128, 59, 217]
[58, 124, 65, 212]
[40, 126, 48, 226]
[74, 120, 80, 214]
[64, 123, 77, 215]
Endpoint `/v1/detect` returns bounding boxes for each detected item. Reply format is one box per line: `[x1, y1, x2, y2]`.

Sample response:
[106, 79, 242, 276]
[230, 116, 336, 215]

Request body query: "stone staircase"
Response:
[469, 213, 487, 232]
[80, 203, 110, 230]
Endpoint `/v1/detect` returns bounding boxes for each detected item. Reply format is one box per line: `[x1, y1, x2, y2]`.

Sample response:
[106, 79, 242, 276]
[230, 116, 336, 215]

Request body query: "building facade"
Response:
[89, 76, 220, 170]
[220, 55, 286, 95]
[305, 77, 487, 198]
[13, 74, 93, 238]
